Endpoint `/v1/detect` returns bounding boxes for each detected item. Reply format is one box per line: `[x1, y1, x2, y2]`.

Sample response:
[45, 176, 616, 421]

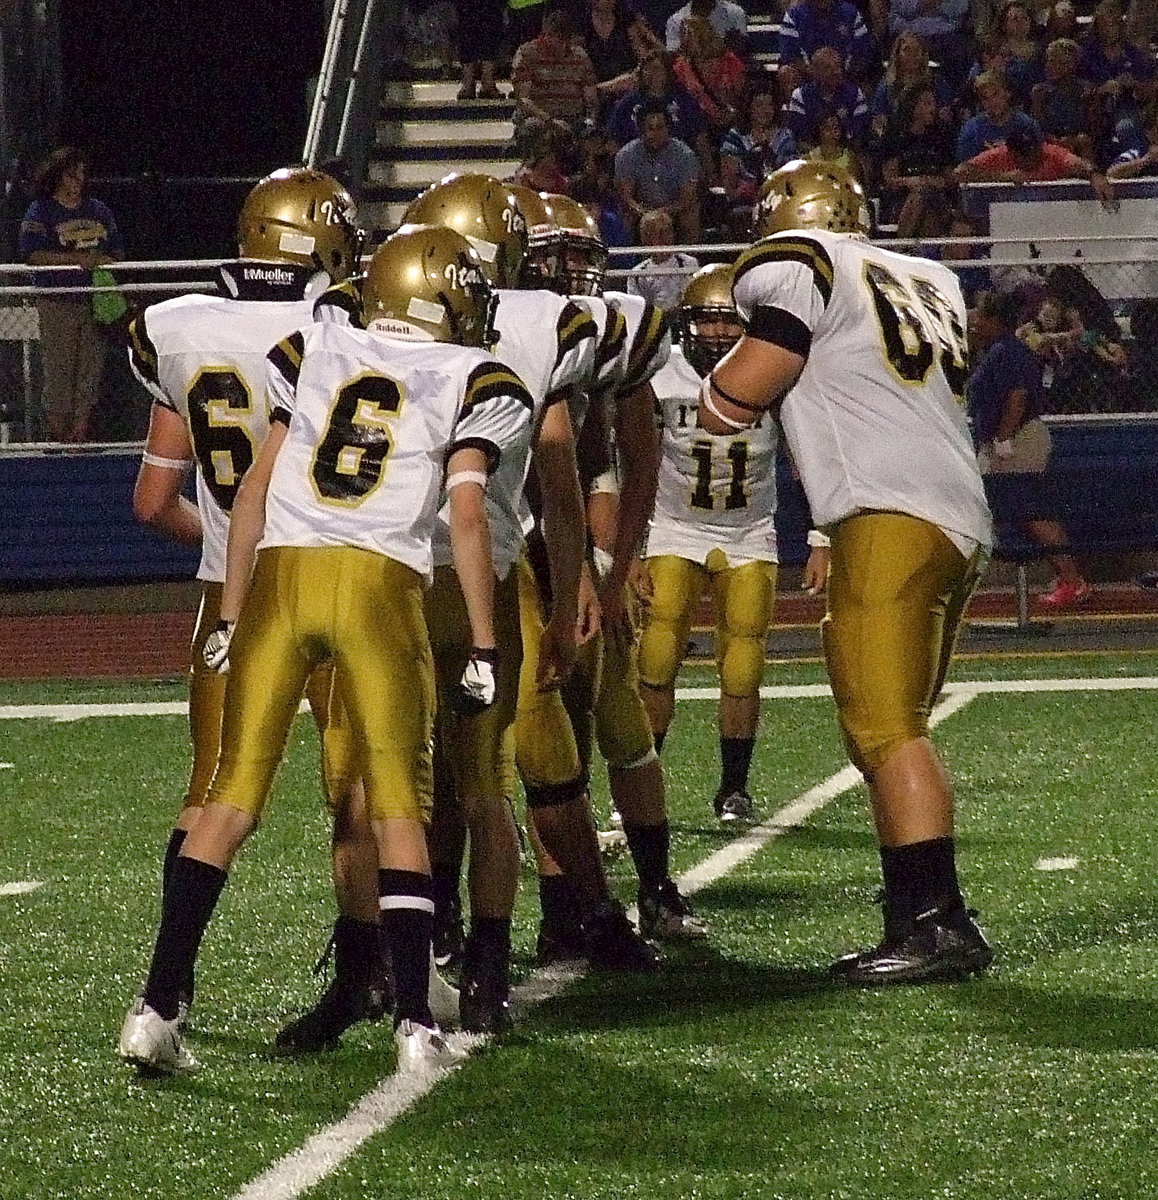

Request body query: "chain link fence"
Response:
[0, 235, 1154, 445]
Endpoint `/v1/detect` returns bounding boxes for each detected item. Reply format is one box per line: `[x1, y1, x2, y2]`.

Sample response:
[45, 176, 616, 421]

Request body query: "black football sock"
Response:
[653, 729, 667, 755]
[161, 828, 188, 897]
[378, 869, 434, 1028]
[143, 856, 227, 1021]
[880, 837, 964, 930]
[333, 913, 380, 987]
[623, 820, 670, 896]
[465, 916, 512, 984]
[430, 861, 462, 924]
[538, 873, 584, 933]
[720, 737, 755, 796]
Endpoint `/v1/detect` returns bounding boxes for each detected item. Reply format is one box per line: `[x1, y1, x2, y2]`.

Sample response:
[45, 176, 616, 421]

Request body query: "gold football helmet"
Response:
[237, 167, 362, 281]
[361, 223, 497, 348]
[676, 263, 742, 376]
[753, 159, 871, 238]
[403, 172, 527, 287]
[542, 193, 607, 296]
[506, 184, 559, 289]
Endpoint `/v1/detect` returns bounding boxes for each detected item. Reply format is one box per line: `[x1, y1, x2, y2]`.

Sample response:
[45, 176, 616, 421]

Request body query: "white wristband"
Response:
[589, 467, 620, 496]
[698, 374, 750, 432]
[806, 529, 831, 548]
[592, 547, 614, 579]
[445, 470, 489, 491]
[142, 452, 193, 470]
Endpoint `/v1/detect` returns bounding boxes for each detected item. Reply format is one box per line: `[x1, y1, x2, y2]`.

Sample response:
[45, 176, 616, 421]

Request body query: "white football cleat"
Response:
[428, 953, 461, 1030]
[597, 829, 628, 859]
[394, 1020, 467, 1073]
[118, 999, 199, 1073]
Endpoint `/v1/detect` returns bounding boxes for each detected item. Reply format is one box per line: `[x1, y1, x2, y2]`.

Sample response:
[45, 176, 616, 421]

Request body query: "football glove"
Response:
[202, 619, 235, 674]
[453, 648, 497, 716]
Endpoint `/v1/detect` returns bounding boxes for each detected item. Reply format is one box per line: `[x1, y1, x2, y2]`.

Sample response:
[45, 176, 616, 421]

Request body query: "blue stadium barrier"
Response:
[0, 446, 200, 588]
[1, 417, 1156, 590]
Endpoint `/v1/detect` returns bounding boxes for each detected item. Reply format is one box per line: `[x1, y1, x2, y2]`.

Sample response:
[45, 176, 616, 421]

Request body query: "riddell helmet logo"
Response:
[243, 266, 296, 284]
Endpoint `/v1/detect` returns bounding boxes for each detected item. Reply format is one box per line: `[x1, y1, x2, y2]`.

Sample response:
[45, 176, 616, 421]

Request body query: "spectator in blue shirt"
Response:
[968, 288, 1093, 610]
[18, 146, 123, 443]
[614, 97, 703, 240]
[1080, 0, 1158, 150]
[956, 70, 1042, 161]
[786, 45, 871, 148]
[1107, 103, 1158, 177]
[777, 0, 874, 98]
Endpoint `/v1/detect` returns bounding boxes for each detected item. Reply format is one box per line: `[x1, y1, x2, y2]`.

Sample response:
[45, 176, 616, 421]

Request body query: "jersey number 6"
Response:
[311, 373, 406, 505]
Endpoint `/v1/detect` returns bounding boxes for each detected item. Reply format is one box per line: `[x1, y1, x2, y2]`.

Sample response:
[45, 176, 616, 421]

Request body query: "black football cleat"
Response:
[458, 961, 513, 1036]
[583, 898, 660, 971]
[830, 906, 994, 987]
[274, 977, 391, 1052]
[535, 917, 587, 966]
[432, 895, 465, 972]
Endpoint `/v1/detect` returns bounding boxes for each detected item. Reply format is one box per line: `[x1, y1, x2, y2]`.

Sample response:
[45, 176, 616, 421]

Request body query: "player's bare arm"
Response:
[446, 445, 497, 654]
[697, 336, 805, 435]
[605, 380, 660, 634]
[219, 419, 288, 624]
[132, 402, 201, 545]
[533, 393, 585, 684]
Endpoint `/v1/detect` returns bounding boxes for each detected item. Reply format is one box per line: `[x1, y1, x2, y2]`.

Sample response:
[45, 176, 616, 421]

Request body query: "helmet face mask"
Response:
[540, 194, 607, 296]
[676, 263, 741, 376]
[237, 167, 363, 282]
[505, 185, 563, 291]
[403, 172, 527, 288]
[753, 159, 871, 238]
[362, 223, 498, 348]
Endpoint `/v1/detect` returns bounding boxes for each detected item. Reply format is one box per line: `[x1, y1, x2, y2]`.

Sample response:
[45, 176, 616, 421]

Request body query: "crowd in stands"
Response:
[400, 0, 1154, 288]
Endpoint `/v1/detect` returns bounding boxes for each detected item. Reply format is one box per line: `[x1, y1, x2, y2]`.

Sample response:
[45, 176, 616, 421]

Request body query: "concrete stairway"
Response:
[361, 80, 518, 237]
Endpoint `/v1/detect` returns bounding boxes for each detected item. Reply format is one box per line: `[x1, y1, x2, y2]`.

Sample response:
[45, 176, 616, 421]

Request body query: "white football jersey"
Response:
[264, 322, 533, 579]
[732, 229, 992, 551]
[649, 344, 779, 564]
[128, 286, 316, 582]
[431, 288, 596, 577]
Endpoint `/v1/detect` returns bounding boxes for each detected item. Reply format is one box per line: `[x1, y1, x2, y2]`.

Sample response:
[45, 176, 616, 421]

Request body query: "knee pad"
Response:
[524, 773, 588, 809]
[718, 631, 765, 700]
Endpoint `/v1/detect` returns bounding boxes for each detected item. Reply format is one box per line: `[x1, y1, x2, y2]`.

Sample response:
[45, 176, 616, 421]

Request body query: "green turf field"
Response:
[2, 653, 1157, 1200]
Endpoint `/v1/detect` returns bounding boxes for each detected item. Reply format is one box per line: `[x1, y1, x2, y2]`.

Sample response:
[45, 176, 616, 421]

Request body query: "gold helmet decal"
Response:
[361, 223, 497, 348]
[676, 262, 741, 376]
[237, 167, 362, 281]
[542, 193, 607, 296]
[753, 159, 871, 238]
[403, 172, 527, 287]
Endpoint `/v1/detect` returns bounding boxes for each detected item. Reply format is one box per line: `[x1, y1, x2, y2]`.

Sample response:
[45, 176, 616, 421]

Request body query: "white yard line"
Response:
[0, 881, 45, 896]
[2, 677, 1158, 723]
[227, 688, 978, 1200]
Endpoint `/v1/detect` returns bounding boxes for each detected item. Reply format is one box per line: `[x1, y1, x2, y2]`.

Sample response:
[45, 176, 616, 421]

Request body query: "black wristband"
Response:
[471, 647, 498, 665]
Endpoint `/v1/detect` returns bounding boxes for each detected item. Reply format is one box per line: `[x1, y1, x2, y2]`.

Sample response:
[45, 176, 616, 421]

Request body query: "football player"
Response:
[698, 160, 995, 985]
[531, 193, 707, 944]
[118, 224, 533, 1074]
[635, 262, 830, 823]
[125, 167, 369, 1028]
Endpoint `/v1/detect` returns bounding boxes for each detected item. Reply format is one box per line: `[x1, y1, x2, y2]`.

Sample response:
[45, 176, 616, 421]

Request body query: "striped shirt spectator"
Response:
[785, 46, 870, 146]
[512, 7, 599, 130]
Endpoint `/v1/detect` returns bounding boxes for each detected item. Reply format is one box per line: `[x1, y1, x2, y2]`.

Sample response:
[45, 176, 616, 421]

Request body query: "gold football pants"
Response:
[205, 546, 435, 823]
[821, 512, 980, 776]
[638, 552, 776, 699]
[424, 564, 522, 804]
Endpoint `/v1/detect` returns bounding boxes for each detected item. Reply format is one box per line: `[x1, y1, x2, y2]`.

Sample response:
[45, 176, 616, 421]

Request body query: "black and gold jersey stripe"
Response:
[127, 311, 160, 389]
[595, 307, 628, 375]
[555, 300, 597, 366]
[733, 235, 835, 307]
[623, 300, 670, 391]
[314, 278, 364, 328]
[461, 362, 534, 418]
[268, 329, 305, 389]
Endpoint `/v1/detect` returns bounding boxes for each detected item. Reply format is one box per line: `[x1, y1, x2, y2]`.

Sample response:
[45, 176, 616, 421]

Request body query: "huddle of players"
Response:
[118, 154, 995, 1077]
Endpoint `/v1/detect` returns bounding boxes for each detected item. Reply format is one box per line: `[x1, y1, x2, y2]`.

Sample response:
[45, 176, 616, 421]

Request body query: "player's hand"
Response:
[599, 579, 634, 646]
[454, 648, 497, 716]
[202, 620, 235, 674]
[539, 610, 577, 690]
[576, 565, 602, 645]
[628, 557, 653, 605]
[802, 547, 830, 596]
